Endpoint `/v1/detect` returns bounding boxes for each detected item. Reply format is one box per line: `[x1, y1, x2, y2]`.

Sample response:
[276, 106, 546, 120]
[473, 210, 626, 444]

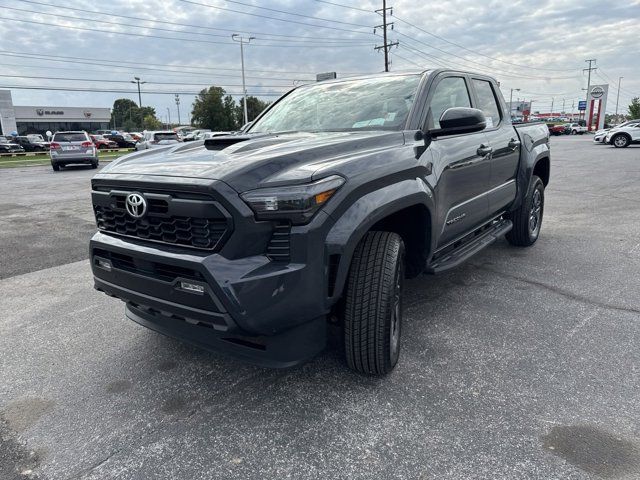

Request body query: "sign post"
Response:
[586, 85, 608, 131]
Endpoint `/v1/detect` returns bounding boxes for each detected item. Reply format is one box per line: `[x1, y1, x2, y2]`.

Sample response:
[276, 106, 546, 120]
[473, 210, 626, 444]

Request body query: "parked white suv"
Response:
[50, 131, 98, 171]
[568, 123, 587, 135]
[135, 131, 180, 151]
[605, 122, 640, 148]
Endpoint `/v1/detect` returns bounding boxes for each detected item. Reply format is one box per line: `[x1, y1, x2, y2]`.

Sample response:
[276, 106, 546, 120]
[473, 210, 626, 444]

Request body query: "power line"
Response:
[175, 0, 374, 35]
[14, 0, 368, 42]
[0, 60, 314, 82]
[0, 15, 374, 48]
[396, 30, 578, 80]
[6, 2, 369, 45]
[0, 50, 322, 76]
[314, 0, 579, 73]
[315, 0, 374, 14]
[0, 85, 286, 96]
[0, 73, 292, 88]
[393, 15, 579, 73]
[192, 0, 372, 28]
[397, 35, 578, 80]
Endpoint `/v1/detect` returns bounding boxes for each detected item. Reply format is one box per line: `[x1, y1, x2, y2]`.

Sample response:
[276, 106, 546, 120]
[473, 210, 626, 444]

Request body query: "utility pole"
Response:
[509, 88, 520, 119]
[175, 94, 181, 125]
[562, 98, 565, 115]
[166, 107, 171, 128]
[232, 34, 255, 125]
[550, 97, 554, 117]
[615, 76, 623, 118]
[374, 1, 398, 72]
[583, 59, 597, 103]
[583, 59, 597, 130]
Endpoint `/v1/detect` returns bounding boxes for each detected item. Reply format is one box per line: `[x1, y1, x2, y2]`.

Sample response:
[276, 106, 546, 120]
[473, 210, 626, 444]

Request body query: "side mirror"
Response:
[430, 107, 486, 137]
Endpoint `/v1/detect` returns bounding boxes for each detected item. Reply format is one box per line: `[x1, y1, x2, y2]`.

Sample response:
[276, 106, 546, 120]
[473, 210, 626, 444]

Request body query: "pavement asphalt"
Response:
[1, 135, 639, 479]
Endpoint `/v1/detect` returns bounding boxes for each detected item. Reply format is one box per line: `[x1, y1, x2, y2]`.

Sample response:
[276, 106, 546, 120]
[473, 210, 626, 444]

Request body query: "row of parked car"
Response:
[593, 119, 640, 148]
[546, 122, 588, 136]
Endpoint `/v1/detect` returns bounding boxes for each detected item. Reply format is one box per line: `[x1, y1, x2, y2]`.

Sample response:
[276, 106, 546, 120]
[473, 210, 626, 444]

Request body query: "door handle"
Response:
[477, 144, 493, 157]
[508, 138, 521, 150]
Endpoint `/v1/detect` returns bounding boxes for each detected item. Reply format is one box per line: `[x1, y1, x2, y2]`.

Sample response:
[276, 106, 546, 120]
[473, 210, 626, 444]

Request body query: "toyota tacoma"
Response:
[90, 70, 550, 375]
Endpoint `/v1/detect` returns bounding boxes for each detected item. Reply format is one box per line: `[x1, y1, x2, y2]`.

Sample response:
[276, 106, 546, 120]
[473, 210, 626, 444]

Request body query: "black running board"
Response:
[425, 219, 513, 274]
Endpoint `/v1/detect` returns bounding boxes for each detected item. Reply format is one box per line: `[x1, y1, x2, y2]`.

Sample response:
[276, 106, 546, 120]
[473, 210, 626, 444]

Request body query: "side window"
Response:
[472, 79, 501, 128]
[429, 77, 471, 129]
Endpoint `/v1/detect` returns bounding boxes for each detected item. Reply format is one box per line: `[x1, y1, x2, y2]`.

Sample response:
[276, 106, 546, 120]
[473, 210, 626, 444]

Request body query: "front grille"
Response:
[93, 190, 231, 251]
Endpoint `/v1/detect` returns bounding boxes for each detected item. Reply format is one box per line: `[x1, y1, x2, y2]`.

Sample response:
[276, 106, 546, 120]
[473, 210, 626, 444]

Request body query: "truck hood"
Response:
[98, 130, 405, 192]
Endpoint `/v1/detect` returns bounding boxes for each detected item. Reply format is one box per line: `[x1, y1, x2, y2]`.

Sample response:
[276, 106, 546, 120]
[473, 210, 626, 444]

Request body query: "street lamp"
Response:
[130, 76, 147, 129]
[166, 107, 171, 128]
[509, 88, 520, 119]
[231, 34, 255, 126]
[615, 76, 623, 118]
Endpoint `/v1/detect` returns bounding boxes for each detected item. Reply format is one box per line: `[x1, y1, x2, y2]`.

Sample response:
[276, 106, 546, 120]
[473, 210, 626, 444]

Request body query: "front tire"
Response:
[343, 231, 405, 375]
[506, 175, 544, 247]
[612, 134, 630, 148]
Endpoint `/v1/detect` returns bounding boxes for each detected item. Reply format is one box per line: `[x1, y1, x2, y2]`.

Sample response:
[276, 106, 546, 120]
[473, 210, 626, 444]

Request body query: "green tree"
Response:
[629, 98, 640, 119]
[111, 98, 138, 129]
[223, 95, 239, 130]
[191, 87, 237, 130]
[235, 96, 270, 126]
[110, 99, 159, 130]
[143, 114, 162, 130]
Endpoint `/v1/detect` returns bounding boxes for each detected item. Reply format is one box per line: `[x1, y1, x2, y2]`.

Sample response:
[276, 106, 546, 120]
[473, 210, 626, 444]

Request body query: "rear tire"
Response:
[343, 231, 405, 375]
[91, 159, 99, 169]
[506, 175, 544, 247]
[612, 134, 630, 148]
[52, 162, 60, 171]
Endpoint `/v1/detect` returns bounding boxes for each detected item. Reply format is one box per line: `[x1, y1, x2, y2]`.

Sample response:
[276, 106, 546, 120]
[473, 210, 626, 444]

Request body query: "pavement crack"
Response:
[66, 448, 121, 480]
[473, 264, 640, 315]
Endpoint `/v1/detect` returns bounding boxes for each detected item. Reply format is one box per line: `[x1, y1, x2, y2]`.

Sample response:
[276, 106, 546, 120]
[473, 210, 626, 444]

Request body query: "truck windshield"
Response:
[250, 74, 422, 134]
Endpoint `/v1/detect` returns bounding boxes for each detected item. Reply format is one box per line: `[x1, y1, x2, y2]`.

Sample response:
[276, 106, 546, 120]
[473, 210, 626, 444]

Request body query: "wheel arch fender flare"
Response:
[324, 178, 435, 303]
[511, 139, 550, 212]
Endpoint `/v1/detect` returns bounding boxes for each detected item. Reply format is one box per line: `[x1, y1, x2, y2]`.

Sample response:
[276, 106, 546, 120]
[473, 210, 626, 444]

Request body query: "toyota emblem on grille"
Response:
[125, 193, 147, 218]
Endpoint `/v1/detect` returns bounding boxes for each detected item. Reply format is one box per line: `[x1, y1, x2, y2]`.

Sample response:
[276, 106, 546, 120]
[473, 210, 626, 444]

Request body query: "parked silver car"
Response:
[135, 131, 180, 151]
[49, 131, 98, 171]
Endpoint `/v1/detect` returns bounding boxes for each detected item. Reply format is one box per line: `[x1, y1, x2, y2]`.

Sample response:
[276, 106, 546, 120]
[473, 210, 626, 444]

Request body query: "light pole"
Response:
[615, 76, 623, 119]
[166, 107, 171, 128]
[232, 34, 255, 126]
[175, 94, 181, 125]
[130, 76, 146, 129]
[550, 97, 554, 118]
[509, 88, 520, 120]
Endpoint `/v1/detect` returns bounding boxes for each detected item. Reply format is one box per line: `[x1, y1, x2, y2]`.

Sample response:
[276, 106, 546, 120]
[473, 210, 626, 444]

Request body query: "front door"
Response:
[421, 75, 492, 248]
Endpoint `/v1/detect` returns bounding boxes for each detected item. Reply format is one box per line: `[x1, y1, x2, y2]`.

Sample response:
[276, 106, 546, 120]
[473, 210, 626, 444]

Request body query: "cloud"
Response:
[0, 0, 638, 118]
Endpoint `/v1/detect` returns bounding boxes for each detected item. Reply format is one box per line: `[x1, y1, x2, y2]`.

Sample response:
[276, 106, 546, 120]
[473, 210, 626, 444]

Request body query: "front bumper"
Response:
[90, 222, 330, 367]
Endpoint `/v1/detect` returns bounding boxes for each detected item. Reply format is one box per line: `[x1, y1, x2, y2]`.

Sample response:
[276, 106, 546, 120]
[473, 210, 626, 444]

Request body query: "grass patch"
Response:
[0, 150, 131, 169]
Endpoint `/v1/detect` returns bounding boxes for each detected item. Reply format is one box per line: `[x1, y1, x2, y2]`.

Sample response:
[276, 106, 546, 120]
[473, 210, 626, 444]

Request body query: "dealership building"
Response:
[0, 90, 110, 136]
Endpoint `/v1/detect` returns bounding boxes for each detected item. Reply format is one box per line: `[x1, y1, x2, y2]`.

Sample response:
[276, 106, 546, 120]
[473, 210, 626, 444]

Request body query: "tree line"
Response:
[110, 86, 271, 132]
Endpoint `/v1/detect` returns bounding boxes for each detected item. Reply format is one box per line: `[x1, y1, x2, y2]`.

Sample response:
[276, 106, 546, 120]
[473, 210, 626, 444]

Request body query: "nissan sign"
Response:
[590, 86, 605, 99]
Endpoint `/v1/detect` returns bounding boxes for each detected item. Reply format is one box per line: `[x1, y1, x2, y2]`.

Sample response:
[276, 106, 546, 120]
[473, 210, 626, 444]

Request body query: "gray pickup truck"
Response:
[90, 69, 550, 375]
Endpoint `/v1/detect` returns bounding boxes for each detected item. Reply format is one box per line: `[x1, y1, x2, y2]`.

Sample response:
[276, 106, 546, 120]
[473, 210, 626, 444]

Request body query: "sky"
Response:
[0, 0, 638, 123]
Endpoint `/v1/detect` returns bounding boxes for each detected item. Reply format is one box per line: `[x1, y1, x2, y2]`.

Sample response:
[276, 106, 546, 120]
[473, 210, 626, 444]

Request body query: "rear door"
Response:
[422, 74, 491, 248]
[470, 77, 520, 216]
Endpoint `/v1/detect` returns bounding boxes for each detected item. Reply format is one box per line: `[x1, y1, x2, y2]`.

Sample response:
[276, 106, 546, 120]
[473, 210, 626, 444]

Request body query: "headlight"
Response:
[240, 175, 345, 225]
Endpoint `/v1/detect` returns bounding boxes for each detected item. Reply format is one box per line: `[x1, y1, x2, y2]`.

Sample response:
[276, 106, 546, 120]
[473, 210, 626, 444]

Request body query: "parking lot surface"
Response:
[1, 136, 640, 479]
